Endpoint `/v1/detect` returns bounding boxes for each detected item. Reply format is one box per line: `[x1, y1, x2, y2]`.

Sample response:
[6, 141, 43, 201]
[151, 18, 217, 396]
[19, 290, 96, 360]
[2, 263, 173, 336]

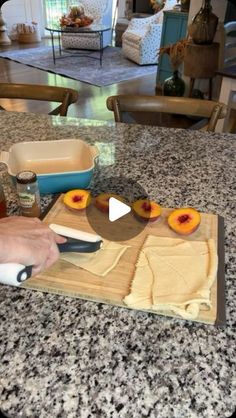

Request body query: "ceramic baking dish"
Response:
[0, 139, 99, 194]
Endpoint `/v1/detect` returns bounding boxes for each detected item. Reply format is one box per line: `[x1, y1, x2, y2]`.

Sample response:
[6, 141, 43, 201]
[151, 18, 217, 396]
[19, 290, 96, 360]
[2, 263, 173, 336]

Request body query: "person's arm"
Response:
[0, 216, 66, 276]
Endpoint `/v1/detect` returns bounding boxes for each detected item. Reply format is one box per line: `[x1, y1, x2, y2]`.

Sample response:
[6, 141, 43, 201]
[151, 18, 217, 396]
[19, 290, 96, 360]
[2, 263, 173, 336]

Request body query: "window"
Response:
[44, 0, 118, 28]
[44, 1, 72, 27]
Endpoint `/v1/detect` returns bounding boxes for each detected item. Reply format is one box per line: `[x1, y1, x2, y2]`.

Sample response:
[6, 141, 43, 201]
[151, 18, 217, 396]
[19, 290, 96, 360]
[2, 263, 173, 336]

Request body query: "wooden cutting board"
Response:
[23, 195, 225, 325]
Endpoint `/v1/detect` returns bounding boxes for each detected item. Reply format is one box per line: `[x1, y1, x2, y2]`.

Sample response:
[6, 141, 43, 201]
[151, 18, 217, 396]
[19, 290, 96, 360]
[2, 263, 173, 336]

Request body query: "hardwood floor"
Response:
[0, 41, 156, 121]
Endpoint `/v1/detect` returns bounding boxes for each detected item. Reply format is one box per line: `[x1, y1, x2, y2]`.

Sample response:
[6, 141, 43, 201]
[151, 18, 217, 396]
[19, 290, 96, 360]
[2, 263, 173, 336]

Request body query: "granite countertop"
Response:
[0, 112, 235, 418]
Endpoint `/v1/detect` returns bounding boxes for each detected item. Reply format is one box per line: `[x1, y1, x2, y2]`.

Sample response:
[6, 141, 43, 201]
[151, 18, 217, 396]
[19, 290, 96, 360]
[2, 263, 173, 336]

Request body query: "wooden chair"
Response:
[0, 83, 79, 116]
[221, 89, 236, 133]
[106, 95, 227, 132]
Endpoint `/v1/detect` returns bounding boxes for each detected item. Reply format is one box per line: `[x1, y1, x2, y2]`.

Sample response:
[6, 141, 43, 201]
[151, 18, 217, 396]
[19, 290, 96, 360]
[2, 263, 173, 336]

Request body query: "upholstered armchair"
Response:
[61, 0, 113, 50]
[122, 0, 176, 65]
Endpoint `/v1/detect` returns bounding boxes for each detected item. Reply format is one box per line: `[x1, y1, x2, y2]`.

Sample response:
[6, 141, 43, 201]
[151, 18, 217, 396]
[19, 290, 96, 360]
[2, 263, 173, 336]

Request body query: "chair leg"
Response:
[113, 98, 122, 122]
[60, 92, 71, 116]
[189, 78, 195, 97]
[209, 78, 213, 100]
[208, 104, 222, 132]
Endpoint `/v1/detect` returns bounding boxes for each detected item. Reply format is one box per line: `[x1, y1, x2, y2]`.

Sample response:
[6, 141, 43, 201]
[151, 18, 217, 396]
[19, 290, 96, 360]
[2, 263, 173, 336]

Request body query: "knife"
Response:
[0, 224, 103, 287]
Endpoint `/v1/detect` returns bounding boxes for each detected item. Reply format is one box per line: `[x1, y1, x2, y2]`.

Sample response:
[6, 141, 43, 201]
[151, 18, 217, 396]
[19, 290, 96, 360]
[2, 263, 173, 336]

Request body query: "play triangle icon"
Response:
[109, 197, 131, 222]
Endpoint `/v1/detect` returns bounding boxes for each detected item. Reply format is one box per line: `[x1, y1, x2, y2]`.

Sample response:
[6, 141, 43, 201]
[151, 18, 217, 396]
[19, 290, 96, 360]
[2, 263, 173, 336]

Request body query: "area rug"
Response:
[0, 46, 157, 87]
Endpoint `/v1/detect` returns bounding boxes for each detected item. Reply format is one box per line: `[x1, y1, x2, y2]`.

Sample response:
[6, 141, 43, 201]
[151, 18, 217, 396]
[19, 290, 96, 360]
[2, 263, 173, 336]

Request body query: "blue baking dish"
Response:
[0, 139, 99, 194]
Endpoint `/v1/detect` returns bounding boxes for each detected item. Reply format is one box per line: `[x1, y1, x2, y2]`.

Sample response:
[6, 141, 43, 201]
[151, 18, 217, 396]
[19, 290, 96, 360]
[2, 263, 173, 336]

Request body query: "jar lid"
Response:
[16, 171, 37, 184]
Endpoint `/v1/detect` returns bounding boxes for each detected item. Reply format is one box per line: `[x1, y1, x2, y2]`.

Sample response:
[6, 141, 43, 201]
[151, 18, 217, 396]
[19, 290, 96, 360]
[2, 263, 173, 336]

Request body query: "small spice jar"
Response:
[0, 182, 7, 218]
[16, 171, 41, 217]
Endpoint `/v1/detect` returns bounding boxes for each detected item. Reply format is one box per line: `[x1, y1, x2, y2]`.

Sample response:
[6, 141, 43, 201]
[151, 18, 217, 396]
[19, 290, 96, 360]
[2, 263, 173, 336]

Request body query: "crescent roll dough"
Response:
[124, 235, 218, 320]
[60, 240, 129, 277]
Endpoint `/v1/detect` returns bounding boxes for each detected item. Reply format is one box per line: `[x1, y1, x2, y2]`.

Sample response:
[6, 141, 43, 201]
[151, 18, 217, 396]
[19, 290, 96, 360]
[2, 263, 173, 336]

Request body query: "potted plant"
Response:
[159, 39, 189, 96]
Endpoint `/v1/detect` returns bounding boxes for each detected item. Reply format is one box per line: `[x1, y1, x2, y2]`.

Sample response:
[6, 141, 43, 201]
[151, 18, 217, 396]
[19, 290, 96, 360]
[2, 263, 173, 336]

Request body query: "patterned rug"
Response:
[0, 46, 157, 87]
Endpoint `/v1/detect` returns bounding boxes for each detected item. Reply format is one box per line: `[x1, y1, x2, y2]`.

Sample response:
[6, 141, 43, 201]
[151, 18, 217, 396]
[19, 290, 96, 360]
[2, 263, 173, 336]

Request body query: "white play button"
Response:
[109, 197, 131, 222]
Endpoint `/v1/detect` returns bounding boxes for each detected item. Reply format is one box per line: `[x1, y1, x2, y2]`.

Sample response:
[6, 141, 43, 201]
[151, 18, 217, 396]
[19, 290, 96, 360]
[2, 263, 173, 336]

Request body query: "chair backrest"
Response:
[221, 89, 236, 133]
[79, 0, 112, 23]
[0, 83, 78, 116]
[127, 0, 177, 31]
[224, 21, 236, 66]
[106, 95, 227, 132]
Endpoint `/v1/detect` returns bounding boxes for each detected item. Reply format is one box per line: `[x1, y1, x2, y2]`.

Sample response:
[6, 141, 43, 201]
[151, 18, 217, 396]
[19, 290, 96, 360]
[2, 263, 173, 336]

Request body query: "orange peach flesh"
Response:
[95, 193, 125, 213]
[168, 208, 201, 235]
[132, 199, 162, 222]
[63, 189, 91, 210]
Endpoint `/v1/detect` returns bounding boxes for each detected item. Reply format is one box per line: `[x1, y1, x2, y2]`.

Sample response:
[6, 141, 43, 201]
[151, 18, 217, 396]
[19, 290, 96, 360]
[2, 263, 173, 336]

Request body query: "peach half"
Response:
[63, 189, 91, 211]
[95, 193, 125, 213]
[132, 199, 162, 222]
[167, 207, 201, 235]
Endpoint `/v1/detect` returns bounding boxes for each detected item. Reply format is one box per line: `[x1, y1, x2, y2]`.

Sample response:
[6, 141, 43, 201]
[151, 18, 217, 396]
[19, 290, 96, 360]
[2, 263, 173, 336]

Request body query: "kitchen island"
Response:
[0, 112, 235, 418]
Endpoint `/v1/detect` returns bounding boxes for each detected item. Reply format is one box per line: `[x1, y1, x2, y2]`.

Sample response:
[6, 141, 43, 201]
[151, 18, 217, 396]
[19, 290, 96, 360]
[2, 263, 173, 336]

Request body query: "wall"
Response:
[188, 0, 228, 65]
[118, 0, 228, 22]
[186, 0, 228, 97]
[188, 0, 228, 23]
[118, 0, 126, 18]
[3, 0, 122, 36]
[2, 0, 44, 36]
[2, 1, 229, 42]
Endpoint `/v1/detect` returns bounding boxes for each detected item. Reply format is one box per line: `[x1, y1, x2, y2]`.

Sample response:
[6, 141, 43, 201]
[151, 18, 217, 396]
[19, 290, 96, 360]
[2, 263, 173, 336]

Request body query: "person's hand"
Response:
[0, 216, 66, 276]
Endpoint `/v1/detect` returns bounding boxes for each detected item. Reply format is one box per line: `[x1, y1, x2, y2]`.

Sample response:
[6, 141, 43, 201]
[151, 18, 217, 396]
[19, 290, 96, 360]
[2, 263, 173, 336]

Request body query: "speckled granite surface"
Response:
[0, 112, 235, 418]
